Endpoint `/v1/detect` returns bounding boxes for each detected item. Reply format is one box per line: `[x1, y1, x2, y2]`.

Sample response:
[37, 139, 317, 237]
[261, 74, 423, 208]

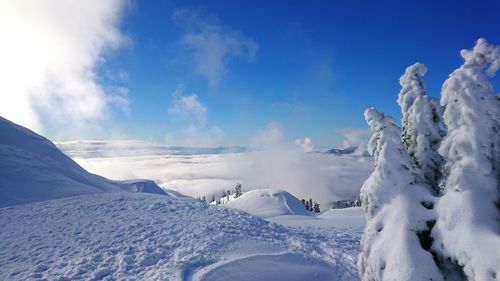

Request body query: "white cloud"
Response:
[0, 0, 129, 137]
[61, 137, 374, 209]
[295, 138, 314, 152]
[338, 128, 372, 152]
[250, 123, 284, 149]
[172, 8, 258, 85]
[107, 87, 131, 113]
[166, 85, 224, 146]
[164, 125, 226, 147]
[169, 92, 207, 127]
[245, 125, 342, 205]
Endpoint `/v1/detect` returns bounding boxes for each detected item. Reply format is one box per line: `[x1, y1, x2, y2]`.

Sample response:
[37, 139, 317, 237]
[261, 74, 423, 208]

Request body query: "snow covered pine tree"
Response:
[432, 38, 500, 281]
[359, 38, 500, 281]
[358, 108, 443, 281]
[397, 62, 445, 190]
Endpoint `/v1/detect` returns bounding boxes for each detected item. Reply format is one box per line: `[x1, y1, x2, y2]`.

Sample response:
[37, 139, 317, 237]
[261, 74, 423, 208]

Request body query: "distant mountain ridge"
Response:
[326, 146, 357, 155]
[324, 146, 370, 157]
[57, 140, 247, 158]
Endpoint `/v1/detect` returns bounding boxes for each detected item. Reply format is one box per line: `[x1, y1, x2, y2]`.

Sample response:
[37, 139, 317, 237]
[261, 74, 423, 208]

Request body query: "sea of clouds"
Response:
[57, 139, 373, 209]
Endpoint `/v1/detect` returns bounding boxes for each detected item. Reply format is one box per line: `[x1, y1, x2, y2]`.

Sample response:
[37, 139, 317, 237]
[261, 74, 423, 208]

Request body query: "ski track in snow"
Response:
[0, 192, 361, 281]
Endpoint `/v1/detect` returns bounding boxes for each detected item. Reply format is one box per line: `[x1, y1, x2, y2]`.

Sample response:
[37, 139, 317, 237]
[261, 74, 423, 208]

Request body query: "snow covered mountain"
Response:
[0, 116, 166, 207]
[325, 146, 357, 155]
[57, 140, 247, 158]
[0, 116, 363, 280]
[223, 189, 313, 218]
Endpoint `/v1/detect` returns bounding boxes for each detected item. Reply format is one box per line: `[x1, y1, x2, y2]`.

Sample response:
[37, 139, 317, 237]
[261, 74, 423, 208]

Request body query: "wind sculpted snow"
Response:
[224, 189, 313, 218]
[0, 116, 167, 207]
[0, 192, 361, 281]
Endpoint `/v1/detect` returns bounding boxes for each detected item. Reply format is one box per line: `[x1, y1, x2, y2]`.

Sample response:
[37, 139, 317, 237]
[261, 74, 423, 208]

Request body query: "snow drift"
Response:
[224, 189, 312, 218]
[0, 116, 362, 280]
[0, 116, 166, 207]
[0, 191, 361, 281]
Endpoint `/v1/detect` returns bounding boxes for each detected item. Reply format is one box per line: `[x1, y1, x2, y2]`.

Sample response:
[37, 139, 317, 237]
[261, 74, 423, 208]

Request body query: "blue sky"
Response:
[2, 0, 499, 146]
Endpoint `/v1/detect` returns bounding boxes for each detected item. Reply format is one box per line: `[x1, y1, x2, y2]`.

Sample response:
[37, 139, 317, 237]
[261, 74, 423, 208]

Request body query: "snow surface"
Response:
[268, 207, 365, 235]
[115, 179, 172, 196]
[223, 189, 312, 218]
[317, 207, 365, 230]
[0, 192, 361, 281]
[199, 253, 340, 281]
[1, 116, 364, 280]
[215, 190, 365, 241]
[0, 116, 167, 207]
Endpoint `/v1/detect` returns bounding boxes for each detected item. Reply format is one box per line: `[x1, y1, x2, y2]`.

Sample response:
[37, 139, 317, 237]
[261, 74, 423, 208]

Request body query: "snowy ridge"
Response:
[325, 146, 357, 155]
[0, 116, 166, 207]
[115, 179, 171, 196]
[224, 189, 313, 218]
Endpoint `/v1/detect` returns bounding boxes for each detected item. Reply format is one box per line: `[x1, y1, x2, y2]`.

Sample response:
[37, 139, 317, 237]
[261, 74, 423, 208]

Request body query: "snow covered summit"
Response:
[0, 116, 166, 207]
[224, 189, 313, 218]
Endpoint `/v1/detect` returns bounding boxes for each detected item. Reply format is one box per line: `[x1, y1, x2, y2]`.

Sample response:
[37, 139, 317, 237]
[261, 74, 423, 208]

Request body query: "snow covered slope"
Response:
[0, 116, 364, 280]
[0, 192, 360, 280]
[224, 189, 312, 218]
[114, 179, 170, 196]
[318, 207, 365, 229]
[267, 207, 365, 235]
[0, 116, 166, 207]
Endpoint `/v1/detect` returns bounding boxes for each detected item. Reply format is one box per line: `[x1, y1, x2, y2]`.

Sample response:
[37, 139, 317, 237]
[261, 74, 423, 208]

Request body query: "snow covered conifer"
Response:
[354, 196, 361, 207]
[313, 203, 320, 213]
[432, 38, 500, 281]
[234, 183, 242, 198]
[397, 62, 445, 189]
[358, 108, 443, 281]
[301, 199, 307, 209]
